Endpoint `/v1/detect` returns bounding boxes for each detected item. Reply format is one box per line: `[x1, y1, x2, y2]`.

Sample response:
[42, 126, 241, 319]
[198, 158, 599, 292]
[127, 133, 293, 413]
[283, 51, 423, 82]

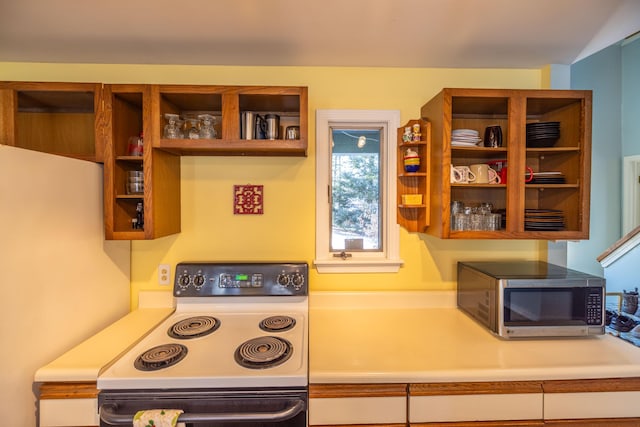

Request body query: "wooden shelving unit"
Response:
[397, 119, 431, 233]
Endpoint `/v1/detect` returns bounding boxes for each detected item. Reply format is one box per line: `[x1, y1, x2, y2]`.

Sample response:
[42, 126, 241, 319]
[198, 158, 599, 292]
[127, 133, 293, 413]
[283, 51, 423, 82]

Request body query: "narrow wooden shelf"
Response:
[156, 138, 307, 157]
[396, 119, 431, 233]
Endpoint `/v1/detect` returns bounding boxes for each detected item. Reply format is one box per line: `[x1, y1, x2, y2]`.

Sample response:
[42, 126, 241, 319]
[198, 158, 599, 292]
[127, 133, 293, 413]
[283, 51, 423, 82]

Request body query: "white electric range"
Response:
[97, 262, 309, 427]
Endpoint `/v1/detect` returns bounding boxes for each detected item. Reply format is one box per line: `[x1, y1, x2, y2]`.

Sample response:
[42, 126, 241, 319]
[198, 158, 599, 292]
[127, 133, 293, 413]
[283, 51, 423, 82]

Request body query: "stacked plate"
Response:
[451, 129, 481, 147]
[524, 209, 565, 231]
[526, 121, 560, 147]
[527, 171, 566, 184]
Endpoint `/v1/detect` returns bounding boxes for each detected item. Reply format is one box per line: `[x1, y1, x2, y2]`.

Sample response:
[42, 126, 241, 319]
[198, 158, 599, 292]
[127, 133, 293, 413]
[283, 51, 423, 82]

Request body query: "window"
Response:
[315, 110, 402, 273]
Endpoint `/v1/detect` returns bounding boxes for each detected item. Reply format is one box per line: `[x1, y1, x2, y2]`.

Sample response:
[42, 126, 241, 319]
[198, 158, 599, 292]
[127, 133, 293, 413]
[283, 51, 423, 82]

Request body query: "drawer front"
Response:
[409, 393, 543, 423]
[544, 391, 640, 419]
[309, 396, 406, 425]
[40, 398, 98, 427]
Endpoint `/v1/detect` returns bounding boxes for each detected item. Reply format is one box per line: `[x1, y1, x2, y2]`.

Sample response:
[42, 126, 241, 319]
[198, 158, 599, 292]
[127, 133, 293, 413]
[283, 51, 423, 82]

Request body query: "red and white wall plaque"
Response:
[233, 184, 264, 215]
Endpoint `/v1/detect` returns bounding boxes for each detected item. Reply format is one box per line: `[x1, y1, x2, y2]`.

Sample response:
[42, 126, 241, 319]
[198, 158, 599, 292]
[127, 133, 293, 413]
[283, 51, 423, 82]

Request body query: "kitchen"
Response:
[1, 1, 640, 426]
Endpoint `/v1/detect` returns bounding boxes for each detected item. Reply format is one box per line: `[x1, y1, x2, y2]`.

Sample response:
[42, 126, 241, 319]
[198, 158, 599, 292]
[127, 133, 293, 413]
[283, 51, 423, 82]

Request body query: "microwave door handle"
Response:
[100, 399, 305, 425]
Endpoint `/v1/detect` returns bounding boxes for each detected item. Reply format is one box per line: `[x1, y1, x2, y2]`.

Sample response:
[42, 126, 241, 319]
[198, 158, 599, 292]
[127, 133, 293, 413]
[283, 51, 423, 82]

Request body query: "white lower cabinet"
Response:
[409, 382, 543, 424]
[409, 393, 543, 423]
[38, 382, 99, 427]
[309, 383, 407, 426]
[544, 391, 640, 420]
[542, 378, 640, 422]
[310, 379, 640, 426]
[309, 396, 406, 425]
[40, 398, 99, 427]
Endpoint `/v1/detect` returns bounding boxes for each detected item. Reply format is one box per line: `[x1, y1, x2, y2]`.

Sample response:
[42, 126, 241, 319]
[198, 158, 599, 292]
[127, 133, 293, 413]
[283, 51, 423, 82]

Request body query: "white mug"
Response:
[450, 165, 477, 184]
[470, 164, 501, 184]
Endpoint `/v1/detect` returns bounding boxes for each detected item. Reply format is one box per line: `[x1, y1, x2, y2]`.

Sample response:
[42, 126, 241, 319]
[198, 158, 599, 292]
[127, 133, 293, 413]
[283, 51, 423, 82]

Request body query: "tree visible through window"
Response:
[330, 128, 382, 252]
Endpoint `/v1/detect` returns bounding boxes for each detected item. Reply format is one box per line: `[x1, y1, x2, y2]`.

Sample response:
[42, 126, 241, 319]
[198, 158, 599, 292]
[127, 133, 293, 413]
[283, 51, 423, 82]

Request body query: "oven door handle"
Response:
[99, 399, 305, 425]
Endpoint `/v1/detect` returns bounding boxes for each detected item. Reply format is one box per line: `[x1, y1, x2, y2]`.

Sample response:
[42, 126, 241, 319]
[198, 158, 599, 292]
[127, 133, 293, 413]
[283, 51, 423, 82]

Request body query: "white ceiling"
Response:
[1, 0, 639, 69]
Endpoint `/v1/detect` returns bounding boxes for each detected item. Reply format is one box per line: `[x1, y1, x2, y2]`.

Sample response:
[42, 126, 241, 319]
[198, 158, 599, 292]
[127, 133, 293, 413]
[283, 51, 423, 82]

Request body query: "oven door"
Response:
[99, 389, 307, 427]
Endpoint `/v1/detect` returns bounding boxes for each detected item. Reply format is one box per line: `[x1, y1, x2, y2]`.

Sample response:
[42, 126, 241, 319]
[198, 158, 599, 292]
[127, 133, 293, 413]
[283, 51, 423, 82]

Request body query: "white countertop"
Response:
[36, 290, 640, 385]
[309, 291, 640, 383]
[35, 293, 174, 382]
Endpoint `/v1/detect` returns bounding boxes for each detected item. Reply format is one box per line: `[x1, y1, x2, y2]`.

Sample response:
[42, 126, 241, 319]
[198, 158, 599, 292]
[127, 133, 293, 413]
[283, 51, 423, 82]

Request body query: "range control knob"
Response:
[277, 273, 290, 287]
[178, 273, 191, 289]
[291, 273, 304, 290]
[193, 273, 205, 288]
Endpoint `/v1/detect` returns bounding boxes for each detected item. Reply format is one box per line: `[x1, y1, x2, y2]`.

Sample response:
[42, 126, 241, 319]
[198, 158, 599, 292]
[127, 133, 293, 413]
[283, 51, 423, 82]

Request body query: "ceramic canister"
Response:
[404, 148, 420, 172]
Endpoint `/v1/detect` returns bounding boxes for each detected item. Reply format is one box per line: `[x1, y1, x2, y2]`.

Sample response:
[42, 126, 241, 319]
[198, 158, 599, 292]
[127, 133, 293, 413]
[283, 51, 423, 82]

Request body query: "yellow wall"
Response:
[0, 63, 548, 308]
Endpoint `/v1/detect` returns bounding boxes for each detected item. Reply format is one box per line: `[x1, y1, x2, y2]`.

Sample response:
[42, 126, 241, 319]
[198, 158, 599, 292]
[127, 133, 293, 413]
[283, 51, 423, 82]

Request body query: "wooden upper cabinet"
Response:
[420, 88, 592, 240]
[102, 83, 307, 240]
[153, 85, 308, 156]
[0, 81, 104, 162]
[102, 84, 181, 240]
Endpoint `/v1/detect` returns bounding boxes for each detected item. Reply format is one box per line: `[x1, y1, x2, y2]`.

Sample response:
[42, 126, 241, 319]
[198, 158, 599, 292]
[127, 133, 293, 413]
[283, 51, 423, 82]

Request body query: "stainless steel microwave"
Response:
[457, 261, 605, 338]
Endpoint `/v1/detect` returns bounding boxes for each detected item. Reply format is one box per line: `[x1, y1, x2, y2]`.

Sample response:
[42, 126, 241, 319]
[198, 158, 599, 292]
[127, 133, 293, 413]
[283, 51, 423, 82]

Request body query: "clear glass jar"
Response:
[198, 114, 216, 139]
[163, 113, 180, 139]
[186, 117, 200, 139]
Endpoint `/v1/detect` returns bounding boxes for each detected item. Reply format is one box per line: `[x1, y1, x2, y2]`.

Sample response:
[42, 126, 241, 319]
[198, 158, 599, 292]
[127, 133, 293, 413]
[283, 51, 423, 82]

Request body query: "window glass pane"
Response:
[330, 128, 382, 252]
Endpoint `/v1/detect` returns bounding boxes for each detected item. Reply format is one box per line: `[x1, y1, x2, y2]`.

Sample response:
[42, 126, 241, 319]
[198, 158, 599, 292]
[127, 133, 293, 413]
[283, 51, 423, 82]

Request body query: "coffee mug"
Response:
[470, 163, 501, 184]
[484, 125, 502, 147]
[499, 166, 534, 184]
[450, 165, 476, 184]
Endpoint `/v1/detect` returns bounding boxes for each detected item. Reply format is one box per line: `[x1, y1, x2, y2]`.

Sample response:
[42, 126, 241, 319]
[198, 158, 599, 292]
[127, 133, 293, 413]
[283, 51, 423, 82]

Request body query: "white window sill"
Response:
[314, 258, 403, 273]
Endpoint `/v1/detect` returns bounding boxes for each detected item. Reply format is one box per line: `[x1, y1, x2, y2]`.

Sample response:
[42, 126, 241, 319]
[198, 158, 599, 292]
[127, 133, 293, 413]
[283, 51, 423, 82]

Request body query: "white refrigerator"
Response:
[0, 145, 130, 426]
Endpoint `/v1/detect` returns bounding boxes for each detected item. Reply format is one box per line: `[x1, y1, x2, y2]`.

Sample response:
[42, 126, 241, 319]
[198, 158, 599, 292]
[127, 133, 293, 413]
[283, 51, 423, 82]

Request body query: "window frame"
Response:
[315, 109, 403, 273]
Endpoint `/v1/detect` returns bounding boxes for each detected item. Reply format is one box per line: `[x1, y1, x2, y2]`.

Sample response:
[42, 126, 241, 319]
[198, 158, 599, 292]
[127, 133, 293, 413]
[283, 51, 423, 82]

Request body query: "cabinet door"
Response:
[309, 384, 407, 426]
[543, 377, 640, 421]
[420, 88, 591, 240]
[0, 81, 103, 162]
[39, 382, 99, 427]
[103, 84, 180, 240]
[409, 381, 543, 424]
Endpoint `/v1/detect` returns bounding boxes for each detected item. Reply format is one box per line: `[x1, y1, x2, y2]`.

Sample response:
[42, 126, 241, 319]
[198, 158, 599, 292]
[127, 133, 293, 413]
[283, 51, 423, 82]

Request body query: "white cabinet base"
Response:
[410, 393, 543, 423]
[40, 398, 98, 427]
[309, 396, 406, 425]
[545, 391, 640, 420]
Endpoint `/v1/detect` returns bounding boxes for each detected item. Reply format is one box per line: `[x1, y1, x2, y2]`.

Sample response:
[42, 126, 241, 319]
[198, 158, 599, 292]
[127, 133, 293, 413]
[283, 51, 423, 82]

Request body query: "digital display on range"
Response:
[219, 273, 263, 288]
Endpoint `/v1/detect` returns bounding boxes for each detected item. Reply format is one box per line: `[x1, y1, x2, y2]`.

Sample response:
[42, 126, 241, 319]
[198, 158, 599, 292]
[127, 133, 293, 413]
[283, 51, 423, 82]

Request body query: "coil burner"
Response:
[134, 343, 188, 371]
[259, 315, 296, 332]
[168, 316, 221, 339]
[235, 336, 292, 369]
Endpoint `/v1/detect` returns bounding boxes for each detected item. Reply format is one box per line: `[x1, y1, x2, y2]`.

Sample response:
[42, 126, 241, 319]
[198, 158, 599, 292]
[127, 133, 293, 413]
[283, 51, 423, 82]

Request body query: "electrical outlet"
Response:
[158, 264, 171, 286]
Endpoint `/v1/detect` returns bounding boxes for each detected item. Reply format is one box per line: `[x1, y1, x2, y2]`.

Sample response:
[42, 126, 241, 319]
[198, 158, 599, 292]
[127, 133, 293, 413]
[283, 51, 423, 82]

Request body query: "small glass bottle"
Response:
[135, 202, 144, 230]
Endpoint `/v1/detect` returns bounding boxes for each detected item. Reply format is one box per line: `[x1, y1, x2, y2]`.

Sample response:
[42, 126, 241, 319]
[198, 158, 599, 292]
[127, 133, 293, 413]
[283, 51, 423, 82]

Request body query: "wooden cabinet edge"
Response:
[542, 377, 640, 393]
[39, 381, 99, 399]
[309, 383, 408, 398]
[410, 381, 543, 396]
[410, 421, 544, 427]
[543, 418, 640, 426]
[311, 425, 406, 427]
